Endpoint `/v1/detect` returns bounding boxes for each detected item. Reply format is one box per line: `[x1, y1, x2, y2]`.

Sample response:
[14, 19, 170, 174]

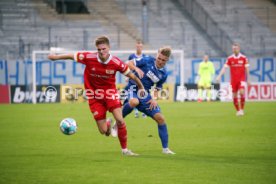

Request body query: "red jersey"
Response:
[74, 51, 130, 97]
[225, 53, 249, 82]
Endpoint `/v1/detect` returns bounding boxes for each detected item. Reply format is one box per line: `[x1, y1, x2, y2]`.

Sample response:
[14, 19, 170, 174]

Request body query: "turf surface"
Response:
[0, 102, 275, 184]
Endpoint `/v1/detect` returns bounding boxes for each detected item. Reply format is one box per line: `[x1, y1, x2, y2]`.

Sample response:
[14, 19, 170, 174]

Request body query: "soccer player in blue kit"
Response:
[128, 39, 147, 118]
[112, 46, 175, 155]
[128, 39, 145, 61]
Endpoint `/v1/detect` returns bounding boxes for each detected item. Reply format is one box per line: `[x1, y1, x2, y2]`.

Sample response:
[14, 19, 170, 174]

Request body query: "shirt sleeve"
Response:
[128, 54, 133, 61]
[244, 57, 249, 67]
[224, 58, 230, 67]
[117, 58, 130, 76]
[74, 52, 89, 65]
[134, 57, 147, 67]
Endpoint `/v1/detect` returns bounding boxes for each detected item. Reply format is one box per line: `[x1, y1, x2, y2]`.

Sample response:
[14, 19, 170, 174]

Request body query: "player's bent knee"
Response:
[153, 113, 165, 124]
[239, 89, 245, 95]
[129, 98, 139, 107]
[115, 119, 125, 126]
[232, 92, 238, 98]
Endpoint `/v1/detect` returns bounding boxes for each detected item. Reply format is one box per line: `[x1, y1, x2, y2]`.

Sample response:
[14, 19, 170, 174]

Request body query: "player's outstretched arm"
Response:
[127, 60, 136, 70]
[128, 60, 144, 79]
[48, 53, 74, 61]
[245, 66, 251, 86]
[126, 72, 145, 95]
[216, 66, 227, 82]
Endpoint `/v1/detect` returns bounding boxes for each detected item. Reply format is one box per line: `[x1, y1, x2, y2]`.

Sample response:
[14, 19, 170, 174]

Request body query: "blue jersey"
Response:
[124, 55, 168, 118]
[128, 53, 146, 61]
[126, 55, 168, 92]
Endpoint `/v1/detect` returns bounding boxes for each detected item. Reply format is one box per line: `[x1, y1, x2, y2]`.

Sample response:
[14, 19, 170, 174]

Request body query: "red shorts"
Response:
[231, 81, 246, 93]
[88, 98, 121, 121]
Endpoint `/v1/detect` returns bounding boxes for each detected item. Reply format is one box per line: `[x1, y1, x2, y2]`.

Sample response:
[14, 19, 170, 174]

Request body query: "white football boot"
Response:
[111, 121, 118, 137]
[239, 109, 244, 116]
[162, 148, 176, 155]
[134, 112, 139, 118]
[236, 110, 244, 116]
[122, 149, 139, 156]
[142, 113, 147, 118]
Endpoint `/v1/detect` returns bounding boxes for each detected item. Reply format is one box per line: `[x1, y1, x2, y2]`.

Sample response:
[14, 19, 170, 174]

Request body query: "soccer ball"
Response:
[59, 118, 77, 135]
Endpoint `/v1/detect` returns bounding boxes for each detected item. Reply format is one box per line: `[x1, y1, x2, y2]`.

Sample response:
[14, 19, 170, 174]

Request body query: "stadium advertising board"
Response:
[10, 85, 60, 103]
[153, 83, 175, 102]
[0, 85, 10, 104]
[247, 83, 276, 101]
[60, 84, 87, 103]
[1, 57, 275, 86]
[175, 84, 220, 102]
[219, 82, 276, 102]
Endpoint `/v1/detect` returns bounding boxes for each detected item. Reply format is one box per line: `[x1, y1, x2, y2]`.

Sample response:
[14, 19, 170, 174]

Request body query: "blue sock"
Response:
[122, 102, 134, 118]
[158, 124, 168, 148]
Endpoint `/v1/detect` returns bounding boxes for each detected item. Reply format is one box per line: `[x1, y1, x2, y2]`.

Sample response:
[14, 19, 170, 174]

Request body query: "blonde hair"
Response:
[158, 46, 172, 57]
[95, 35, 110, 46]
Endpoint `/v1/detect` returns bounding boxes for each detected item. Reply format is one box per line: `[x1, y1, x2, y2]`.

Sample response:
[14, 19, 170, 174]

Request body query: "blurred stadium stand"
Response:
[189, 0, 276, 57]
[0, 0, 275, 60]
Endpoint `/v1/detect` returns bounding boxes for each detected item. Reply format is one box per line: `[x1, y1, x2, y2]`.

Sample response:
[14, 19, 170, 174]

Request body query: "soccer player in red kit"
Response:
[48, 36, 144, 155]
[216, 43, 250, 116]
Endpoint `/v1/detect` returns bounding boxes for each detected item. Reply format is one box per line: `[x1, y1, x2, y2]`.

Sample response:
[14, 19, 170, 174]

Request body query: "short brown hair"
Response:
[95, 36, 110, 46]
[136, 39, 143, 44]
[232, 43, 240, 47]
[159, 46, 172, 57]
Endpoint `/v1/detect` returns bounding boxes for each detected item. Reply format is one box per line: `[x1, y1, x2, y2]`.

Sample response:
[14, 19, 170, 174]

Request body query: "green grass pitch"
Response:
[0, 102, 275, 184]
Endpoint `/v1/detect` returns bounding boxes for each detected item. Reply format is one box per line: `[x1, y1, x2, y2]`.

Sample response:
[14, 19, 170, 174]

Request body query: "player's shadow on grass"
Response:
[94, 150, 270, 165]
[133, 152, 268, 165]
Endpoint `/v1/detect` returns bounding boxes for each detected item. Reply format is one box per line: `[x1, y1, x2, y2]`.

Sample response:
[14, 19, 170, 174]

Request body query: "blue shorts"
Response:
[126, 90, 161, 118]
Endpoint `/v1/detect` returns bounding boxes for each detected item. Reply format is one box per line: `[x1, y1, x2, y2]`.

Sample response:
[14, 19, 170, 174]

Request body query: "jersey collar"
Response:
[135, 53, 144, 58]
[232, 53, 241, 59]
[97, 53, 112, 64]
[155, 63, 165, 71]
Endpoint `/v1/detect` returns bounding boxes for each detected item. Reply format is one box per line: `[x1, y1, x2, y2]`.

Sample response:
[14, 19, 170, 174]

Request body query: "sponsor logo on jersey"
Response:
[238, 60, 243, 64]
[90, 74, 111, 79]
[146, 71, 160, 83]
[106, 69, 115, 74]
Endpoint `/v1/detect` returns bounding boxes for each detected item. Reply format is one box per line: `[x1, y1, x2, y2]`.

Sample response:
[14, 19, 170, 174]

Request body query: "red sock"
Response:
[233, 97, 240, 111]
[117, 123, 127, 149]
[240, 95, 245, 110]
